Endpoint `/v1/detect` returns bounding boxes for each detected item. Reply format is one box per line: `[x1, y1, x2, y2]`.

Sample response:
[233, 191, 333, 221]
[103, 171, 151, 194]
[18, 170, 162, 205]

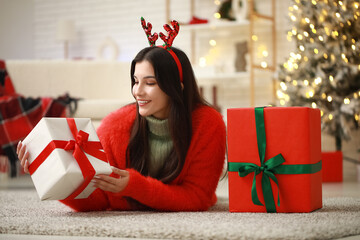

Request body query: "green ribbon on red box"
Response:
[228, 107, 322, 213]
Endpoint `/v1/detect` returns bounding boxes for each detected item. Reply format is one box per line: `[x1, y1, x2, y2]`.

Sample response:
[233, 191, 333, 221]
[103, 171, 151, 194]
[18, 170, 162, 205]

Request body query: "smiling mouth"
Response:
[138, 100, 150, 106]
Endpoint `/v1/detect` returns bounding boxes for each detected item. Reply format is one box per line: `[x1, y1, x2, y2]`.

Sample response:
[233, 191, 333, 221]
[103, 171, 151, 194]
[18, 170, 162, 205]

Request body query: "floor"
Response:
[1, 175, 360, 240]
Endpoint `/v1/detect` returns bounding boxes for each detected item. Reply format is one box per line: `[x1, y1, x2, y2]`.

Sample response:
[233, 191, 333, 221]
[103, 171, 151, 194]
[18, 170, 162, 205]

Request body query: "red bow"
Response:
[28, 118, 107, 200]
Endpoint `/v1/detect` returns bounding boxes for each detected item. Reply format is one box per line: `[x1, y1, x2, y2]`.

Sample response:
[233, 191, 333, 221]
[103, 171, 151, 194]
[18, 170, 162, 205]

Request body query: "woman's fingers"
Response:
[93, 177, 117, 192]
[93, 168, 130, 193]
[18, 144, 26, 162]
[16, 141, 30, 173]
[16, 140, 22, 155]
[23, 156, 30, 173]
[111, 166, 129, 177]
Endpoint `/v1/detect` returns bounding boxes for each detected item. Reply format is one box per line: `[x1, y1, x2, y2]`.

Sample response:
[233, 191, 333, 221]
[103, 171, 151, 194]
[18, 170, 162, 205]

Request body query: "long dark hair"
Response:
[126, 46, 207, 183]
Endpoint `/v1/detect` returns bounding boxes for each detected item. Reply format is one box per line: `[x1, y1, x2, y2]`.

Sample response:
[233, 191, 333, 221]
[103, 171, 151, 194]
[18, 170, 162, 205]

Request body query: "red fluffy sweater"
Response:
[60, 103, 226, 211]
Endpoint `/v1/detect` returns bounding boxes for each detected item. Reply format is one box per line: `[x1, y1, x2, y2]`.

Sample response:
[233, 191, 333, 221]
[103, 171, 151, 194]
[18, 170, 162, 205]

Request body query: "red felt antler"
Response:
[141, 17, 158, 46]
[159, 20, 180, 49]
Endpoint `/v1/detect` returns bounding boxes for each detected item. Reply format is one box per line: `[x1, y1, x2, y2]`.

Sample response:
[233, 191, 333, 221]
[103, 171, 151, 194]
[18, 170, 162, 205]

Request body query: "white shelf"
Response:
[196, 71, 249, 80]
[195, 72, 250, 86]
[181, 20, 249, 31]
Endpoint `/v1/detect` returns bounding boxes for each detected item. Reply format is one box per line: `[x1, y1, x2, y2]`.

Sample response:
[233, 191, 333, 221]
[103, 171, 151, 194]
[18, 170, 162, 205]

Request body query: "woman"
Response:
[17, 46, 226, 212]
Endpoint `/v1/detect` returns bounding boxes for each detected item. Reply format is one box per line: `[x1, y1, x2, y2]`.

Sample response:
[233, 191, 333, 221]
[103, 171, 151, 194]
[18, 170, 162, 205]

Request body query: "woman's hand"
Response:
[93, 167, 130, 193]
[16, 141, 30, 174]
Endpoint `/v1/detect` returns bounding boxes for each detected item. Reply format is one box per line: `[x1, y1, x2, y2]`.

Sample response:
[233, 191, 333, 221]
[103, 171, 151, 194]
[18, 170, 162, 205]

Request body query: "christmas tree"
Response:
[277, 0, 360, 150]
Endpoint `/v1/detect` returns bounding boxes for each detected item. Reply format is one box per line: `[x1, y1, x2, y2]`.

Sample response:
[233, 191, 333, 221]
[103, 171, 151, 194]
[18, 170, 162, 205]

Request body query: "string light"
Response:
[261, 61, 268, 68]
[199, 57, 207, 67]
[321, 110, 324, 117]
[299, 45, 305, 51]
[335, 12, 341, 18]
[280, 82, 287, 90]
[319, 36, 324, 41]
[304, 32, 309, 37]
[292, 80, 298, 86]
[209, 39, 217, 47]
[329, 75, 334, 81]
[352, 45, 356, 50]
[252, 35, 258, 41]
[214, 0, 221, 5]
[306, 90, 314, 98]
[304, 80, 309, 86]
[322, 93, 327, 99]
[325, 27, 330, 36]
[327, 95, 333, 102]
[312, 102, 317, 108]
[355, 114, 359, 121]
[214, 12, 221, 19]
[277, 90, 284, 98]
[344, 98, 350, 104]
[315, 77, 322, 84]
[329, 114, 333, 120]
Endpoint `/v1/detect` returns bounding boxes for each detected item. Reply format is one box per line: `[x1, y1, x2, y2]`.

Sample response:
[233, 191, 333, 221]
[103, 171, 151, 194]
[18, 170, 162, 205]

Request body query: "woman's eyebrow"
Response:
[133, 75, 156, 79]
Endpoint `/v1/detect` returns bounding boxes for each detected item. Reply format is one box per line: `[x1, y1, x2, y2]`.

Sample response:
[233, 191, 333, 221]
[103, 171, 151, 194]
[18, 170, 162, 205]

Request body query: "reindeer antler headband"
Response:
[141, 17, 183, 83]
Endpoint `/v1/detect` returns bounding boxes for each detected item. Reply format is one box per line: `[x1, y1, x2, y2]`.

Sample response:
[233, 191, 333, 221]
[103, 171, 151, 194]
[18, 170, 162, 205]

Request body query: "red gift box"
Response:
[321, 151, 343, 182]
[227, 107, 322, 213]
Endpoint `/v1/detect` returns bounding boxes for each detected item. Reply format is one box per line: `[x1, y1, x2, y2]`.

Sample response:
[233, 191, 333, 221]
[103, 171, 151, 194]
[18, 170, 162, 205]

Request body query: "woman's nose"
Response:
[133, 83, 144, 96]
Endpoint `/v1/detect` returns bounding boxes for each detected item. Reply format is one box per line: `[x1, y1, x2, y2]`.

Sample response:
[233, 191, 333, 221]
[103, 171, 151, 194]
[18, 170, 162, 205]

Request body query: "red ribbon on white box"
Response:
[28, 118, 107, 200]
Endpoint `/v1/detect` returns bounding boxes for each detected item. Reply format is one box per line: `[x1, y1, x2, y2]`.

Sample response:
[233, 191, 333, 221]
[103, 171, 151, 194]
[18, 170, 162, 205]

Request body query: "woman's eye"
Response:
[147, 82, 156, 86]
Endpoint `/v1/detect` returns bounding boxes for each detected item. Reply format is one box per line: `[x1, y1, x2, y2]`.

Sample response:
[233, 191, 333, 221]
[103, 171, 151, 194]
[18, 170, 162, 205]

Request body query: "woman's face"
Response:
[132, 60, 171, 119]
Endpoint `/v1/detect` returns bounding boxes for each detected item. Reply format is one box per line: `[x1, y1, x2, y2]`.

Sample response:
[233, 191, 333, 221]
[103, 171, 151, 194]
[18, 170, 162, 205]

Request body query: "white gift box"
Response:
[22, 117, 112, 200]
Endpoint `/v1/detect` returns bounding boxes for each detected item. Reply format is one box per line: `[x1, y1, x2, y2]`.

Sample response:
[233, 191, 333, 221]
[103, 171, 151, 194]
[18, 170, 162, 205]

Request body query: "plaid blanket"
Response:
[0, 60, 78, 177]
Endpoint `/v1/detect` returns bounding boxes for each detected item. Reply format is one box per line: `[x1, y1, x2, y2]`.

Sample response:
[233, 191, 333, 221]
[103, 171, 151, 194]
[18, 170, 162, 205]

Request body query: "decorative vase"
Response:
[232, 0, 248, 20]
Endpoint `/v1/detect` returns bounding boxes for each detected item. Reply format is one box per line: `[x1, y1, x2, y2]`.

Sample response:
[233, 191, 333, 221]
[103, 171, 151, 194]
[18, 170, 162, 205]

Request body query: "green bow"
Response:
[228, 107, 322, 213]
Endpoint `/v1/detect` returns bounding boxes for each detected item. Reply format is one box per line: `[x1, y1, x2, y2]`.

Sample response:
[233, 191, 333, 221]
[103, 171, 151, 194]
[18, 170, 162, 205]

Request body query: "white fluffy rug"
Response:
[1, 189, 360, 240]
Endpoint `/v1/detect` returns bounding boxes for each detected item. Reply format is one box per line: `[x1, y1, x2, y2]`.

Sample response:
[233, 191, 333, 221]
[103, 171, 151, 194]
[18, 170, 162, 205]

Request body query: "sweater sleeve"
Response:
[59, 188, 110, 212]
[119, 107, 226, 211]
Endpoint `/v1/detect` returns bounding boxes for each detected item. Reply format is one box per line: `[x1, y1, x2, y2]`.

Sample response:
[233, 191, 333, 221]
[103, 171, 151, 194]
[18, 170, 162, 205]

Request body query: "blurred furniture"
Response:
[6, 60, 133, 128]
